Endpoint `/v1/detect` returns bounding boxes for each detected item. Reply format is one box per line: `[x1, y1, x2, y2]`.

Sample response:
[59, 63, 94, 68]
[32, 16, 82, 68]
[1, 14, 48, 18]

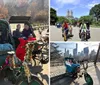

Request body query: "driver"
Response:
[62, 20, 69, 36]
[79, 21, 87, 38]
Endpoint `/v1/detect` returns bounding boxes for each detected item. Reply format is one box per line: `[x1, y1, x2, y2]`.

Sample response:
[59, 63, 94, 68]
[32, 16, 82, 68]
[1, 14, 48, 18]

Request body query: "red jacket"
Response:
[16, 37, 36, 61]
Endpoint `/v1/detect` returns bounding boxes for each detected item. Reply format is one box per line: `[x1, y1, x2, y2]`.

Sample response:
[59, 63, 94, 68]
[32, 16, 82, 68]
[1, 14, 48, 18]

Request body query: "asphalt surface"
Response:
[50, 25, 100, 41]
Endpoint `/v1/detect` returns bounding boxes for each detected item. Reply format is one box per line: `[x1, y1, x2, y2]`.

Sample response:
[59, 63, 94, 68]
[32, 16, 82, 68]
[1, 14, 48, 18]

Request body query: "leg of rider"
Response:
[66, 29, 68, 35]
[64, 28, 66, 36]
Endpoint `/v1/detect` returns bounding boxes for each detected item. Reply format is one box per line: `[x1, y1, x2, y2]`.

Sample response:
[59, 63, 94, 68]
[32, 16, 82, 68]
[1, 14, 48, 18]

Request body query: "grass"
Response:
[90, 25, 100, 28]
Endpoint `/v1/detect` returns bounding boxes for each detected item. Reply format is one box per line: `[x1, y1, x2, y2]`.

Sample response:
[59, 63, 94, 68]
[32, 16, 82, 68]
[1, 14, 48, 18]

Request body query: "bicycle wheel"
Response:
[16, 76, 43, 85]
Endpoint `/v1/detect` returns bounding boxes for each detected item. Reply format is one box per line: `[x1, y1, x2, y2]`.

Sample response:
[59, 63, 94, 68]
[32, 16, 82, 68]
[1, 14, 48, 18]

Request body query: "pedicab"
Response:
[64, 57, 80, 78]
[0, 19, 44, 85]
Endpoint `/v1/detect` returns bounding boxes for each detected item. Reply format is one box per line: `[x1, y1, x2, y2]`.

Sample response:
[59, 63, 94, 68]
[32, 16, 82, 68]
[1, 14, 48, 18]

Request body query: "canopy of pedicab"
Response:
[9, 16, 31, 24]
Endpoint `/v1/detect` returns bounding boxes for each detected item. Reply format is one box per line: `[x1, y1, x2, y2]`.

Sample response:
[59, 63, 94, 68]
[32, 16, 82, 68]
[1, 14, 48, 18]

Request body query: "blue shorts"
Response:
[64, 28, 68, 31]
[64, 28, 68, 34]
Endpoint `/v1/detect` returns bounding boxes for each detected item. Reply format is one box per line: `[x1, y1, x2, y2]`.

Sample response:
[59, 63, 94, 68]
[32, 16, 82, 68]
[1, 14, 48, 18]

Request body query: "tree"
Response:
[79, 15, 93, 24]
[34, 10, 48, 23]
[89, 4, 100, 21]
[57, 16, 69, 23]
[50, 43, 62, 61]
[0, 5, 8, 19]
[50, 8, 57, 25]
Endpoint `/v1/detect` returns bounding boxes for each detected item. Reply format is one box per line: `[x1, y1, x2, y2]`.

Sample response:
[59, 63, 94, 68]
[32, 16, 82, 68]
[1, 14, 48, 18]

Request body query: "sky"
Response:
[55, 42, 99, 55]
[50, 0, 100, 18]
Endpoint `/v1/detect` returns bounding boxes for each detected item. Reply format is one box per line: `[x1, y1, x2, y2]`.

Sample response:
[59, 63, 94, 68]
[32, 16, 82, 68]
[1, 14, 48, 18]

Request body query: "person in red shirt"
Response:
[62, 20, 69, 36]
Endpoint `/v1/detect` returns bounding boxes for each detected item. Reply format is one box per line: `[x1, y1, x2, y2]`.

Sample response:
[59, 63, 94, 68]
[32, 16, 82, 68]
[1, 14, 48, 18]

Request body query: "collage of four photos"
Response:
[0, 0, 100, 85]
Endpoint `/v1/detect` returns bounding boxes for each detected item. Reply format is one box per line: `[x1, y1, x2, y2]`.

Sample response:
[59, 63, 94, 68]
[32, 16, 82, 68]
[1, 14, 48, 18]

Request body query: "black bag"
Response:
[86, 31, 90, 39]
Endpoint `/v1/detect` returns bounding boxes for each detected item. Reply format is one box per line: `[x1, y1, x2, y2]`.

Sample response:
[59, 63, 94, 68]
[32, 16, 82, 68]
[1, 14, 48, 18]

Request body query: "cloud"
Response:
[87, 0, 100, 9]
[56, 0, 80, 5]
[51, 5, 63, 11]
[87, 3, 99, 9]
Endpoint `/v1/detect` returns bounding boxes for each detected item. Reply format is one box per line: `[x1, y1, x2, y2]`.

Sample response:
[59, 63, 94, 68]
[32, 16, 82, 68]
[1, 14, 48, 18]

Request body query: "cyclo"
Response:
[64, 57, 80, 78]
[0, 19, 44, 85]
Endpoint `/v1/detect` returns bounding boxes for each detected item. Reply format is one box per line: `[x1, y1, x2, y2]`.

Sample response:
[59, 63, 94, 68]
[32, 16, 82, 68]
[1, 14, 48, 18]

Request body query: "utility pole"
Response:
[94, 43, 100, 65]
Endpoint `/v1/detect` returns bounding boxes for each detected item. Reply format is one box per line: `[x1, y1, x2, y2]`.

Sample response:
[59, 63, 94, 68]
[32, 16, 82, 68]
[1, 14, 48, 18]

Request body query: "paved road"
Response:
[51, 62, 100, 85]
[50, 25, 100, 41]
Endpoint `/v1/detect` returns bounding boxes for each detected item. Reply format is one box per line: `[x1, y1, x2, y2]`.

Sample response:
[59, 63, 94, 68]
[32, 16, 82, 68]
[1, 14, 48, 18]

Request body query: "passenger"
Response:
[13, 24, 22, 38]
[22, 23, 33, 39]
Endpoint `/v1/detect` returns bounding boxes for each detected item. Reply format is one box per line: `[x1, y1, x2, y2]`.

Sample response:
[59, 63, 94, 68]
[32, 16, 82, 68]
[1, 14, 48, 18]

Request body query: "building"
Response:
[73, 43, 78, 57]
[84, 47, 89, 56]
[90, 50, 97, 61]
[73, 48, 77, 57]
[66, 10, 74, 19]
[64, 48, 70, 57]
[66, 50, 69, 57]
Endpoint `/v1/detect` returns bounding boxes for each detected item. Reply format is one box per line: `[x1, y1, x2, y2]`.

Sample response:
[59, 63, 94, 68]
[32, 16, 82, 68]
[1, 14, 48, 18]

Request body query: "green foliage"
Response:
[89, 4, 100, 21]
[50, 8, 57, 25]
[92, 21, 100, 26]
[71, 19, 78, 25]
[79, 15, 93, 24]
[57, 16, 69, 23]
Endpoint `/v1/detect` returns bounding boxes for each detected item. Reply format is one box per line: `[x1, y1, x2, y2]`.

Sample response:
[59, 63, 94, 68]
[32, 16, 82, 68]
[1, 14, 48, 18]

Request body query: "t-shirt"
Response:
[81, 24, 87, 29]
[63, 23, 68, 29]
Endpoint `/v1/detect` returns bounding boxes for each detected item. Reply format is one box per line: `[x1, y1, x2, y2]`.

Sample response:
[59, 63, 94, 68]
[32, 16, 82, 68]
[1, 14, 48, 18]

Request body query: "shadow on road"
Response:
[39, 73, 49, 84]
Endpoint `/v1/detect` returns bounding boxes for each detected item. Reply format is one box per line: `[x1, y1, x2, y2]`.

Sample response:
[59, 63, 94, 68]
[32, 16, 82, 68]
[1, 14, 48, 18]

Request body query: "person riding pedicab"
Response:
[79, 21, 87, 38]
[62, 20, 69, 36]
